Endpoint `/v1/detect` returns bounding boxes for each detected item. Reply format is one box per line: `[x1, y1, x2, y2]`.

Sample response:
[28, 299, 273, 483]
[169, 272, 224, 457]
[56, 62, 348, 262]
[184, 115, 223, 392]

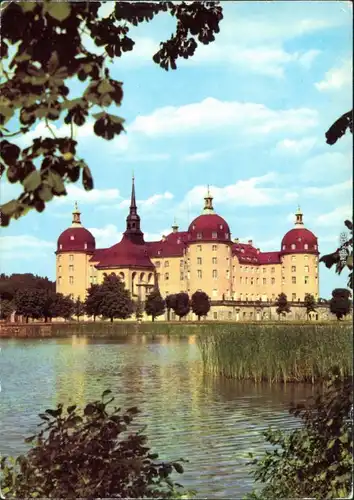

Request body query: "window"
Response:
[197, 245, 202, 252]
[291, 266, 296, 272]
[291, 244, 296, 250]
[165, 273, 169, 281]
[180, 273, 184, 281]
[225, 233, 229, 239]
[197, 232, 203, 240]
[304, 276, 309, 284]
[256, 278, 259, 285]
[282, 245, 286, 250]
[292, 293, 296, 301]
[304, 265, 309, 273]
[164, 261, 169, 267]
[250, 312, 253, 318]
[59, 244, 62, 249]
[212, 289, 218, 297]
[180, 260, 184, 267]
[212, 257, 217, 265]
[197, 269, 202, 278]
[245, 266, 248, 272]
[304, 255, 309, 261]
[271, 267, 275, 273]
[155, 261, 160, 268]
[271, 294, 275, 300]
[250, 278, 254, 285]
[245, 277, 248, 284]
[58, 265, 62, 273]
[263, 278, 266, 285]
[304, 244, 308, 250]
[70, 235, 75, 241]
[69, 276, 74, 285]
[263, 268, 266, 273]
[197, 257, 202, 265]
[212, 245, 217, 251]
[314, 244, 317, 250]
[292, 276, 296, 284]
[291, 256, 296, 262]
[271, 278, 275, 285]
[212, 231, 217, 239]
[58, 277, 62, 285]
[226, 270, 230, 279]
[212, 269, 218, 279]
[84, 243, 87, 249]
[213, 312, 218, 319]
[240, 277, 243, 284]
[228, 311, 232, 319]
[69, 254, 74, 262]
[243, 311, 247, 318]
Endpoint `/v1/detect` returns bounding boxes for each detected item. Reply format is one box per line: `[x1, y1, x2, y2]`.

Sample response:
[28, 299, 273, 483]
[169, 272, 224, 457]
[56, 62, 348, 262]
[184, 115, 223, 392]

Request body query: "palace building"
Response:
[56, 176, 320, 320]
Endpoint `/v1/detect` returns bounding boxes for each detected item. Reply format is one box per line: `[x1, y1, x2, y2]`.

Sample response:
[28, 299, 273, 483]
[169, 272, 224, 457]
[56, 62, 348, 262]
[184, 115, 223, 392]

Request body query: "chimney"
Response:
[257, 248, 260, 254]
[248, 239, 253, 246]
[162, 235, 166, 242]
[234, 238, 239, 243]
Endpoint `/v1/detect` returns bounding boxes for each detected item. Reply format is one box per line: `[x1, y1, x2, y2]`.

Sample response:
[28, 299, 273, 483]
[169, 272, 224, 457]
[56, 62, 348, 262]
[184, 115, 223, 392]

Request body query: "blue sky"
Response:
[1, 1, 352, 298]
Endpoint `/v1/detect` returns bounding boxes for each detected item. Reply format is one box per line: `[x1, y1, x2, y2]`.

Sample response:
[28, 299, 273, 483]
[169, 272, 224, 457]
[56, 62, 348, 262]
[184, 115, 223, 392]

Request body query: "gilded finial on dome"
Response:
[172, 217, 179, 233]
[71, 201, 82, 226]
[295, 205, 304, 226]
[202, 185, 215, 215]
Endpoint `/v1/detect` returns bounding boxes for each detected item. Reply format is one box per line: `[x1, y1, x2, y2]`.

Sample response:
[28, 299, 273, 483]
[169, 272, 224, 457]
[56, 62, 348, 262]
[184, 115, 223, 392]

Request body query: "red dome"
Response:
[188, 214, 231, 243]
[57, 227, 95, 253]
[96, 236, 154, 269]
[281, 228, 318, 254]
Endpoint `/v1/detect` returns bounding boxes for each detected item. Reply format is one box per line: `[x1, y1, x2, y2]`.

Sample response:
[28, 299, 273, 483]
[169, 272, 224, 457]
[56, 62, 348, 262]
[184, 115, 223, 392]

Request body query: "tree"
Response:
[304, 293, 316, 320]
[173, 292, 190, 321]
[0, 273, 55, 301]
[320, 220, 353, 290]
[84, 283, 104, 321]
[165, 294, 177, 321]
[246, 368, 353, 500]
[191, 290, 210, 321]
[145, 289, 165, 322]
[329, 288, 352, 321]
[50, 293, 75, 320]
[99, 274, 134, 322]
[134, 297, 144, 321]
[0, 390, 190, 499]
[14, 288, 43, 322]
[0, 299, 14, 320]
[275, 293, 291, 320]
[325, 109, 353, 146]
[0, 1, 223, 226]
[74, 297, 85, 321]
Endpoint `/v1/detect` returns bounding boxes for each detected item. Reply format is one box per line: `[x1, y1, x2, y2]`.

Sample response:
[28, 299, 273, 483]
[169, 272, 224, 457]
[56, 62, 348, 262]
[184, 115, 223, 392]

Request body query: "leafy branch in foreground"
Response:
[0, 0, 223, 226]
[0, 390, 192, 499]
[244, 367, 353, 500]
[319, 219, 353, 289]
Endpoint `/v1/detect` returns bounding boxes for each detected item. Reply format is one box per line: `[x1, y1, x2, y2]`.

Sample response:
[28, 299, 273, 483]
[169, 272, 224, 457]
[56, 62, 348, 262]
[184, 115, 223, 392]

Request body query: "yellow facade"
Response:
[56, 184, 319, 316]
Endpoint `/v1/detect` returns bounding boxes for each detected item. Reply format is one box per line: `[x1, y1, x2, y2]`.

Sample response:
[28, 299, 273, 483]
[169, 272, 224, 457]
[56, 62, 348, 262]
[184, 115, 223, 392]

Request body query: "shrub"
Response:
[245, 367, 353, 500]
[0, 390, 188, 499]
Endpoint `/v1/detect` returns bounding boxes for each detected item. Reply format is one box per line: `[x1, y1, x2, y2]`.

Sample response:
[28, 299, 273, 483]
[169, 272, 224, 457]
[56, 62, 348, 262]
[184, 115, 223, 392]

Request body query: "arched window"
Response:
[304, 243, 308, 250]
[212, 269, 218, 279]
[291, 243, 296, 250]
[212, 232, 217, 239]
[197, 232, 202, 239]
[282, 245, 286, 250]
[70, 235, 75, 240]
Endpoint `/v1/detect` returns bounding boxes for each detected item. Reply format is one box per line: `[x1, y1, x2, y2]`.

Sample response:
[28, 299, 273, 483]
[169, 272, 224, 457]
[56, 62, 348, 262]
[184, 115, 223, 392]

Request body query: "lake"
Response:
[0, 334, 315, 498]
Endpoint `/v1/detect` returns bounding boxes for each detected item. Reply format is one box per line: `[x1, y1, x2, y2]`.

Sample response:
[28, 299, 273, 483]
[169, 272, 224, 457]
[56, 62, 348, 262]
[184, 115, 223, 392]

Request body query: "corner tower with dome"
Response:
[56, 178, 320, 321]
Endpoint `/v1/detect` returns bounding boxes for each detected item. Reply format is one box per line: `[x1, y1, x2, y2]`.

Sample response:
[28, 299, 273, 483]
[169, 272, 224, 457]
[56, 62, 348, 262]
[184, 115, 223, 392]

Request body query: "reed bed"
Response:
[196, 323, 353, 383]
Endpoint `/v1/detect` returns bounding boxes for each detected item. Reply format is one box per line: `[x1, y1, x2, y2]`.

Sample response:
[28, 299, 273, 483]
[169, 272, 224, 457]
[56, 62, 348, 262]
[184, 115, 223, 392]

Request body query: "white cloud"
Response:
[54, 184, 121, 205]
[297, 49, 322, 69]
[315, 59, 352, 91]
[129, 97, 318, 137]
[0, 235, 55, 262]
[182, 173, 299, 209]
[315, 205, 353, 227]
[303, 180, 352, 197]
[274, 137, 318, 155]
[184, 151, 214, 162]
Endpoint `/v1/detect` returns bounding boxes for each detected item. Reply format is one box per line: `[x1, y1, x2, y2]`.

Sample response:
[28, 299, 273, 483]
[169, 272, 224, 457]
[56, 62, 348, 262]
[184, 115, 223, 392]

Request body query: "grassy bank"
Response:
[0, 320, 350, 338]
[197, 323, 353, 383]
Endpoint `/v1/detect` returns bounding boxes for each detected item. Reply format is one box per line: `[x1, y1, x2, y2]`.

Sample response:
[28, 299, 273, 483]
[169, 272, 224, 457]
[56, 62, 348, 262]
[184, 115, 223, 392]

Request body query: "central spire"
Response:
[124, 175, 145, 245]
[71, 201, 82, 227]
[202, 185, 215, 215]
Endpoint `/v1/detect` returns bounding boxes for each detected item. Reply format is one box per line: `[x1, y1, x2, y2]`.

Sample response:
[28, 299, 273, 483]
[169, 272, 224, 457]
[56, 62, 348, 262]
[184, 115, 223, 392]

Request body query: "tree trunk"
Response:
[26, 316, 29, 323]
[45, 317, 48, 323]
[198, 315, 201, 321]
[110, 317, 113, 323]
[152, 316, 155, 322]
[179, 316, 181, 321]
[94, 315, 96, 322]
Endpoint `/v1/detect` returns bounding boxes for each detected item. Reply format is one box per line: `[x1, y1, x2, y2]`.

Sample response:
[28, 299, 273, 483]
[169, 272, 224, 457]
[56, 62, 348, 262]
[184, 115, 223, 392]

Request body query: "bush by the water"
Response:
[197, 323, 353, 383]
[0, 390, 190, 499]
[244, 368, 353, 500]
